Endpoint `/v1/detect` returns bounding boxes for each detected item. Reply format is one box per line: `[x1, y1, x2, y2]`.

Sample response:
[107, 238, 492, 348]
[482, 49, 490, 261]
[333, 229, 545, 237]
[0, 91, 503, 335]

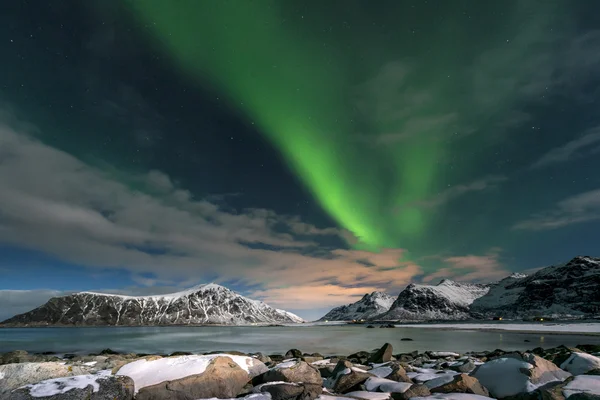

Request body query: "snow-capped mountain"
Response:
[318, 291, 395, 321]
[471, 256, 600, 318]
[378, 279, 490, 321]
[0, 283, 304, 326]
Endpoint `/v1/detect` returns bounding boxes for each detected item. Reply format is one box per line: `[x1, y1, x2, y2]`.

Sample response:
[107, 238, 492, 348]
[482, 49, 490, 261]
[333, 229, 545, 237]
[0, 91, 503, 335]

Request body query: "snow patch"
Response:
[21, 370, 111, 397]
[364, 377, 412, 393]
[345, 391, 391, 400]
[424, 374, 456, 389]
[369, 366, 393, 378]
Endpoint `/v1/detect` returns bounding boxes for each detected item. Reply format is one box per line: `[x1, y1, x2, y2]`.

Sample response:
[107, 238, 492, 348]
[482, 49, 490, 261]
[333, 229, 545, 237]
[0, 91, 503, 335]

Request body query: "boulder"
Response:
[563, 375, 600, 399]
[384, 362, 413, 383]
[254, 382, 322, 400]
[348, 351, 370, 364]
[472, 353, 571, 399]
[254, 353, 272, 364]
[135, 356, 250, 400]
[576, 345, 600, 354]
[285, 349, 303, 359]
[327, 360, 373, 394]
[561, 353, 600, 376]
[390, 384, 431, 400]
[0, 362, 94, 397]
[301, 356, 323, 364]
[259, 360, 322, 385]
[9, 373, 134, 400]
[369, 343, 393, 364]
[430, 373, 490, 396]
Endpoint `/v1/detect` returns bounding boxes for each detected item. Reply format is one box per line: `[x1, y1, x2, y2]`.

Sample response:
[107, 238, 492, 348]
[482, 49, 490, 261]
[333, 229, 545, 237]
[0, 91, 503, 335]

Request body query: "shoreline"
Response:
[2, 342, 600, 399]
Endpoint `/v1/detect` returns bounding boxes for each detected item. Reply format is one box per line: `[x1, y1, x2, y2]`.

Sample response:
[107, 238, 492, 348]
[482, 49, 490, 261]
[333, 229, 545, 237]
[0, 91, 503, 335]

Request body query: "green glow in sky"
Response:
[126, 1, 556, 251]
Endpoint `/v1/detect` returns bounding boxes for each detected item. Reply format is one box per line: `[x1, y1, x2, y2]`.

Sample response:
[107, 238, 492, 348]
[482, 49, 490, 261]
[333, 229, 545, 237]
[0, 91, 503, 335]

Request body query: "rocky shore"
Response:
[1, 343, 600, 400]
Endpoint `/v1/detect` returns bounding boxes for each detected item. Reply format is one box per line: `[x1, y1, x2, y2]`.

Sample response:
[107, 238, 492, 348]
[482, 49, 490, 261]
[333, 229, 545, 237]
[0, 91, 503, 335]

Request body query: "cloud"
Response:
[530, 127, 600, 169]
[0, 122, 422, 312]
[513, 188, 600, 231]
[353, 9, 600, 147]
[422, 250, 509, 283]
[0, 290, 67, 321]
[414, 175, 507, 209]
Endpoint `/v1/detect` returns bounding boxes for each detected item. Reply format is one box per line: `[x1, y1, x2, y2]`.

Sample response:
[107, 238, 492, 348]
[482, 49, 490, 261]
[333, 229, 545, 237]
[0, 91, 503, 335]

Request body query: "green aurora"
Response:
[126, 0, 566, 251]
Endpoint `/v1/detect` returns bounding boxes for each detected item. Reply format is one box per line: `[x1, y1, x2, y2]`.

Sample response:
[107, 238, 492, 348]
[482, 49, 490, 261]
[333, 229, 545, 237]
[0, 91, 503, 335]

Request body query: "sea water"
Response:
[1, 324, 599, 355]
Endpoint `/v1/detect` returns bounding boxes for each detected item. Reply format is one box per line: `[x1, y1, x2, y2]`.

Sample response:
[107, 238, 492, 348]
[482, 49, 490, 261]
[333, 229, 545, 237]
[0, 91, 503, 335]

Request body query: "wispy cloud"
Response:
[414, 176, 507, 209]
[0, 122, 422, 312]
[422, 249, 509, 284]
[531, 127, 600, 169]
[513, 188, 600, 231]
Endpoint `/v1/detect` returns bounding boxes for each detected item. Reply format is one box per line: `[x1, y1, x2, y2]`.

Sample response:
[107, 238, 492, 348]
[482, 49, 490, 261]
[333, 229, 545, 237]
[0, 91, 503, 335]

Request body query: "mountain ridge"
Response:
[0, 283, 304, 327]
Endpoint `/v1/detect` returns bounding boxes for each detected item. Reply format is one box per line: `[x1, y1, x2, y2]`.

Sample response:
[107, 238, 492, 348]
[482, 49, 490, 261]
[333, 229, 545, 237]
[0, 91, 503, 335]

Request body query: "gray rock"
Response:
[368, 343, 393, 364]
[390, 384, 431, 400]
[259, 360, 321, 385]
[136, 356, 250, 400]
[430, 373, 489, 396]
[9, 374, 134, 400]
[384, 362, 412, 383]
[254, 382, 322, 400]
[285, 349, 303, 359]
[0, 362, 94, 398]
[331, 363, 373, 394]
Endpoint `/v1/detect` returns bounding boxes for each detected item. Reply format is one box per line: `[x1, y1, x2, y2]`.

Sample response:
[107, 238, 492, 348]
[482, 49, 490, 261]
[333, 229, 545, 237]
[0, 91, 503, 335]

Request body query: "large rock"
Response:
[9, 373, 134, 400]
[390, 384, 431, 400]
[561, 353, 600, 376]
[430, 373, 490, 396]
[259, 360, 322, 385]
[369, 344, 393, 364]
[285, 349, 303, 359]
[472, 353, 571, 398]
[135, 356, 250, 400]
[0, 362, 94, 397]
[563, 375, 600, 399]
[253, 382, 322, 400]
[327, 361, 373, 394]
[385, 362, 413, 383]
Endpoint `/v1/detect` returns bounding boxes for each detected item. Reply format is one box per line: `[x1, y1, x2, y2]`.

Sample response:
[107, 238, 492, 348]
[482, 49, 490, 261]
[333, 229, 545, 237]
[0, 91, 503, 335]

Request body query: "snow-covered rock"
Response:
[471, 353, 571, 398]
[379, 280, 489, 321]
[0, 283, 304, 326]
[563, 375, 600, 398]
[9, 370, 135, 400]
[364, 376, 412, 393]
[472, 256, 600, 318]
[116, 354, 267, 393]
[319, 292, 395, 321]
[561, 352, 600, 376]
[0, 362, 95, 397]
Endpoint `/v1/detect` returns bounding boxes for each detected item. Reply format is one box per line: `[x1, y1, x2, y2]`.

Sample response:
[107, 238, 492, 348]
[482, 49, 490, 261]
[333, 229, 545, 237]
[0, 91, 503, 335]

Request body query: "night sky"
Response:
[1, 1, 600, 320]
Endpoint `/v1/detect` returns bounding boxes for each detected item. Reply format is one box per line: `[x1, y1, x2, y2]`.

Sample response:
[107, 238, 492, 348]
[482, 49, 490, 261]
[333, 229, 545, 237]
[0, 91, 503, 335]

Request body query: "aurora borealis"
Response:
[1, 0, 600, 319]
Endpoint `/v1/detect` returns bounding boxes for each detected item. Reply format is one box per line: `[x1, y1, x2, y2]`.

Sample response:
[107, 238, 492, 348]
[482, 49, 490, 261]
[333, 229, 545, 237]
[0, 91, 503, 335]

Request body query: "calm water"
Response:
[2, 325, 600, 355]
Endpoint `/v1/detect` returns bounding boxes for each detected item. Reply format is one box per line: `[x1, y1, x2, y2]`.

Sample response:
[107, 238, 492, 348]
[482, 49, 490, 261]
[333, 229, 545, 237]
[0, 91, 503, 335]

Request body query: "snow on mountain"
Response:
[0, 283, 305, 326]
[318, 291, 395, 321]
[378, 279, 490, 321]
[471, 256, 600, 318]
